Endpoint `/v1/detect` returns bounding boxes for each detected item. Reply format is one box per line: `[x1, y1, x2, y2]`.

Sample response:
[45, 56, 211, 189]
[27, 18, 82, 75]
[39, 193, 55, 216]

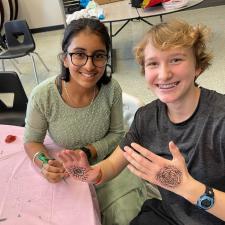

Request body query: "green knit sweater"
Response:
[24, 75, 146, 214]
[24, 75, 125, 165]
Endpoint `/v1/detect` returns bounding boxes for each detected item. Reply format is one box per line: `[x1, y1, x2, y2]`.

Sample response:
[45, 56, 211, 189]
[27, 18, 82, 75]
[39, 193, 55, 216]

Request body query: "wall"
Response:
[17, 0, 64, 29]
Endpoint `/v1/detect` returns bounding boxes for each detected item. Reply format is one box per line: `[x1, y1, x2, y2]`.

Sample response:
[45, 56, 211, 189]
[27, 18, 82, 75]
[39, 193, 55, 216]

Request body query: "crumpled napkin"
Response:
[162, 0, 188, 10]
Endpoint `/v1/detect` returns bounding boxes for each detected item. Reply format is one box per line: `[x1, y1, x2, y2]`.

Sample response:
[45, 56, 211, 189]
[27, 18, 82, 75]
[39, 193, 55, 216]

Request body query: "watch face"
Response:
[198, 196, 214, 210]
[201, 199, 212, 208]
[197, 187, 214, 210]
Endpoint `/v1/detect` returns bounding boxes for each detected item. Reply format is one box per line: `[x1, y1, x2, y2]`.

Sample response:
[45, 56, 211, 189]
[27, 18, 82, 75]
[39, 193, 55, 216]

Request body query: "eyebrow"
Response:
[145, 53, 187, 62]
[170, 53, 187, 57]
[71, 47, 107, 53]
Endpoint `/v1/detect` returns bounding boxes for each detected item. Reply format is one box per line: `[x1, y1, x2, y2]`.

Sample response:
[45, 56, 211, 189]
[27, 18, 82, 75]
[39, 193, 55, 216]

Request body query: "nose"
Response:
[158, 64, 172, 81]
[83, 56, 95, 71]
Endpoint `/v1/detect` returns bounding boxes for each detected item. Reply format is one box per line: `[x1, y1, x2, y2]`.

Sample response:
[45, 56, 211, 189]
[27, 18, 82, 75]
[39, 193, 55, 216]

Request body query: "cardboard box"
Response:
[95, 0, 124, 5]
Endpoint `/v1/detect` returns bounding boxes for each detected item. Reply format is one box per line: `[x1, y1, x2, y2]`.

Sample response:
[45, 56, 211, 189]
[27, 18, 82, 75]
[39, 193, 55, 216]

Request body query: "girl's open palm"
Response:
[57, 150, 101, 183]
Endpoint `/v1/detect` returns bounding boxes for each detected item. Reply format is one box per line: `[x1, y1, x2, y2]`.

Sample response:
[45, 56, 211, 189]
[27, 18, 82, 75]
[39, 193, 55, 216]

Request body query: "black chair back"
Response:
[0, 71, 28, 126]
[0, 20, 49, 85]
[4, 19, 35, 52]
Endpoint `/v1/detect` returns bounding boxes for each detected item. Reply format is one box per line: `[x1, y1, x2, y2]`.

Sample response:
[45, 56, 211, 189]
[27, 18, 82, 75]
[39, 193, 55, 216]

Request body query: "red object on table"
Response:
[5, 135, 16, 143]
[142, 0, 170, 9]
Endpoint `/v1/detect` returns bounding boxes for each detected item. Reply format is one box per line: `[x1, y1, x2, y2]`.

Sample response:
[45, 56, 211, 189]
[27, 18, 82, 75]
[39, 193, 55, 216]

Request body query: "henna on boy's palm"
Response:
[155, 165, 183, 189]
[66, 165, 89, 181]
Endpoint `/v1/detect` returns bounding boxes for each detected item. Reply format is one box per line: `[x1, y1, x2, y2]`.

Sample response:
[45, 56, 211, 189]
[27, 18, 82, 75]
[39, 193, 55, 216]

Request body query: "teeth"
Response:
[82, 73, 94, 78]
[158, 82, 179, 89]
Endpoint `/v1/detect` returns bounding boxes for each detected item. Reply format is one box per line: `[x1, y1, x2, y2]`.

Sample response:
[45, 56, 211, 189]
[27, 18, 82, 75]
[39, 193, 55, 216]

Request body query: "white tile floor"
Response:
[1, 5, 225, 105]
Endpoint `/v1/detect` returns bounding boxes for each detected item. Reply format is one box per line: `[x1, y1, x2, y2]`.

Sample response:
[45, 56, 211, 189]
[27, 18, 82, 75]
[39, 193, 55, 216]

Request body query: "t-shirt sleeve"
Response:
[119, 109, 141, 152]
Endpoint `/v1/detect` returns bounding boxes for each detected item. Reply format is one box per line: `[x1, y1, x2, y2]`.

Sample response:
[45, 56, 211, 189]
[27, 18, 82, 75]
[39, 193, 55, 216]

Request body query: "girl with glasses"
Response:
[24, 18, 147, 225]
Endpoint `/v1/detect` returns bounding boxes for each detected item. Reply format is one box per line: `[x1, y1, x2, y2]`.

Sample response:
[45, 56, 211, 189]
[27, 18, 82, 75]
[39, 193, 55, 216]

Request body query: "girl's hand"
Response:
[57, 150, 101, 183]
[123, 141, 193, 195]
[41, 160, 69, 183]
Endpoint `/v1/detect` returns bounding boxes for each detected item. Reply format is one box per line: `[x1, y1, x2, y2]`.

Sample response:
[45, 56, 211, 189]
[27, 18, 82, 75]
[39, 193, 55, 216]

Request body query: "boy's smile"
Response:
[144, 44, 201, 107]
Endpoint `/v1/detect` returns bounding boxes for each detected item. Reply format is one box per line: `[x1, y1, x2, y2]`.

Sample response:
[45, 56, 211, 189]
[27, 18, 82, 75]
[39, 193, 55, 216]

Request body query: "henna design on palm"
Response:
[66, 165, 89, 181]
[155, 165, 183, 189]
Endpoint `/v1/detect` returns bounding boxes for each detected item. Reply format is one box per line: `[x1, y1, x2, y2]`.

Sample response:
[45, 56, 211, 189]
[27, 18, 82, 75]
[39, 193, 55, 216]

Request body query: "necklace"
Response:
[64, 80, 96, 108]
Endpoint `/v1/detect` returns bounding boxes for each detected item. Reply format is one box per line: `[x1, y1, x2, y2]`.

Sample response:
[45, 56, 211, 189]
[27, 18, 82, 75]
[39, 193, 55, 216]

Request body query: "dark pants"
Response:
[130, 198, 178, 225]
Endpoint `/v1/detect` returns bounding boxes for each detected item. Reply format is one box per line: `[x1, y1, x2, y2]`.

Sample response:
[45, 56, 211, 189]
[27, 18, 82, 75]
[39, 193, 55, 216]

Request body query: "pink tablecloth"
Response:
[0, 125, 101, 225]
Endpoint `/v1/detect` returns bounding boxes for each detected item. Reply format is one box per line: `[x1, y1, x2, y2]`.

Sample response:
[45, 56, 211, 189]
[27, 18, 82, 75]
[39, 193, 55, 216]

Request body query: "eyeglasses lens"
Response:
[71, 54, 107, 67]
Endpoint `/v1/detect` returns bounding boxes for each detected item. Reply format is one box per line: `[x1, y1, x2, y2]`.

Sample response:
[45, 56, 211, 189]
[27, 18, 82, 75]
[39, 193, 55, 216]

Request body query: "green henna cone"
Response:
[38, 153, 68, 184]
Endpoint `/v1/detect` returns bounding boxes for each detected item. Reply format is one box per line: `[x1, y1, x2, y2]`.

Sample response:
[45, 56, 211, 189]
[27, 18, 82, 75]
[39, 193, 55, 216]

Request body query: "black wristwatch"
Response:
[196, 186, 214, 210]
[80, 147, 92, 159]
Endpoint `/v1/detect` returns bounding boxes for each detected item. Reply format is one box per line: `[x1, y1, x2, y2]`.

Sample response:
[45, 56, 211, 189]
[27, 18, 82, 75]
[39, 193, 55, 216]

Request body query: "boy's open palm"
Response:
[124, 141, 193, 195]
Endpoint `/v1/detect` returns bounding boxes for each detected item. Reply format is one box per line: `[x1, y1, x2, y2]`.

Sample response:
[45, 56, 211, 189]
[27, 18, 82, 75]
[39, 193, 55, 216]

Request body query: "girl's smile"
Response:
[63, 32, 107, 89]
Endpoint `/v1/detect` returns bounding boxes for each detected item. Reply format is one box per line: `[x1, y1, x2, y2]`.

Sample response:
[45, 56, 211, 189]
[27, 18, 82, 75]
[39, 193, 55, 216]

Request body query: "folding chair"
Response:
[0, 19, 49, 84]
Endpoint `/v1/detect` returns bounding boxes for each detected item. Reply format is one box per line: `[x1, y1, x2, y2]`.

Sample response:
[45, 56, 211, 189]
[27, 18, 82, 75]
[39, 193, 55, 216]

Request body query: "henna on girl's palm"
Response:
[66, 165, 89, 181]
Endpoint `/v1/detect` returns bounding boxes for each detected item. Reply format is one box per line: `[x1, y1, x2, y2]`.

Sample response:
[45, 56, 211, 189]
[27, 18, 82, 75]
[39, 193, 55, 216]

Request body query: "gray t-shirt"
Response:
[120, 87, 225, 225]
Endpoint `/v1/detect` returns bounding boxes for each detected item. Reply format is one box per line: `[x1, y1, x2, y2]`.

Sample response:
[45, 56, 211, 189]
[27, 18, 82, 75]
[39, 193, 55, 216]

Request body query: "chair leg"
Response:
[33, 52, 49, 71]
[1, 58, 22, 74]
[0, 46, 18, 64]
[9, 59, 22, 74]
[13, 58, 19, 63]
[1, 60, 5, 71]
[28, 54, 39, 85]
[0, 46, 5, 52]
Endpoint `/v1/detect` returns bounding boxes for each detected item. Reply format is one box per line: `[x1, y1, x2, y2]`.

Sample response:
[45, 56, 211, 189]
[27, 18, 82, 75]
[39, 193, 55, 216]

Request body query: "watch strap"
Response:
[205, 186, 214, 198]
[80, 147, 92, 159]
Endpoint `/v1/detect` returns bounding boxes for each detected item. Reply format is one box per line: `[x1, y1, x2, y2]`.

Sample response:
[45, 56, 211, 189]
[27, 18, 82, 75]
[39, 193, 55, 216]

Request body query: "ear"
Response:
[195, 68, 201, 77]
[62, 52, 69, 68]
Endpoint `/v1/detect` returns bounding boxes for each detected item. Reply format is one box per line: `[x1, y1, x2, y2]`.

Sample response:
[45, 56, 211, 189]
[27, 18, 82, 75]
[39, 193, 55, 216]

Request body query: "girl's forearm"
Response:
[24, 142, 50, 168]
[94, 146, 129, 184]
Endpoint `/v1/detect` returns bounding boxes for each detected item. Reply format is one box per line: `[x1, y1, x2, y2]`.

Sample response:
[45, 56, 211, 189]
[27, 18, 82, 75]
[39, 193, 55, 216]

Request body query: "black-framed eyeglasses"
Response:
[67, 52, 109, 68]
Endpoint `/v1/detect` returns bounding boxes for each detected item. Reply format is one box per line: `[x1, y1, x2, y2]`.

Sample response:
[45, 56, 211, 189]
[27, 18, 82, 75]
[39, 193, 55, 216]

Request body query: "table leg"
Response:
[108, 20, 132, 74]
[160, 15, 163, 22]
[139, 17, 153, 26]
[112, 20, 130, 37]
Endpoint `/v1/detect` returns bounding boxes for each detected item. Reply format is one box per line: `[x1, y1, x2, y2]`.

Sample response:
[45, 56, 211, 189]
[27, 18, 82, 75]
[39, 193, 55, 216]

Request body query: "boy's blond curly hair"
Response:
[134, 18, 213, 77]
